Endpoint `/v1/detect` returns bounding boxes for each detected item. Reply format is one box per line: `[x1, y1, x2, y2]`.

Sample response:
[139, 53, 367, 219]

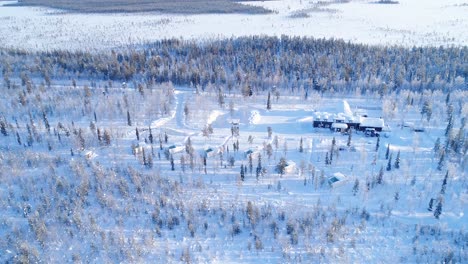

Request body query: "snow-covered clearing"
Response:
[0, 0, 467, 51]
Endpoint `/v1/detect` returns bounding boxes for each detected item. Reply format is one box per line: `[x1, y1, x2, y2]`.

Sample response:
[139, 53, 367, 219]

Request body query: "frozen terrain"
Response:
[0, 0, 467, 51]
[0, 80, 466, 262]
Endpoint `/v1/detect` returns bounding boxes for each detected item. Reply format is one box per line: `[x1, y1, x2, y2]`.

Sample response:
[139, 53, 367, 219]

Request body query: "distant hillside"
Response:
[15, 0, 272, 14]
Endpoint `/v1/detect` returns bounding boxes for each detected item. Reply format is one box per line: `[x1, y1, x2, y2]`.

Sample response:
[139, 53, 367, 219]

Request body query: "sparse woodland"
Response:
[0, 37, 466, 263]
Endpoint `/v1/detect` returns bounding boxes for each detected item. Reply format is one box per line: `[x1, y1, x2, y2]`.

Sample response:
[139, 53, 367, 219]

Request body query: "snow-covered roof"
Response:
[331, 123, 348, 129]
[360, 117, 384, 128]
[314, 111, 352, 121]
[328, 172, 347, 185]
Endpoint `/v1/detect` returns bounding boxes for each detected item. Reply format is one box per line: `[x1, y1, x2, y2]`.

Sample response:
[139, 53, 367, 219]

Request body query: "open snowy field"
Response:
[0, 0, 467, 51]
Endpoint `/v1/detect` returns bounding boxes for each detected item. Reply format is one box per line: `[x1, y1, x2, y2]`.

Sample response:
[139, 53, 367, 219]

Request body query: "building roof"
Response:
[360, 117, 384, 128]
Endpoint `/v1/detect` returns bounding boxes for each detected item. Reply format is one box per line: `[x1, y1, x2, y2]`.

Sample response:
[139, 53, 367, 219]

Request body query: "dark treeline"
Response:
[1, 36, 467, 94]
[15, 0, 271, 14]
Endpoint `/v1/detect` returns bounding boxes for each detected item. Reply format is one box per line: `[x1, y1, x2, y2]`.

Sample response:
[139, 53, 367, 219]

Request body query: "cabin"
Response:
[167, 144, 185, 154]
[204, 147, 218, 158]
[328, 172, 348, 188]
[359, 117, 384, 132]
[244, 148, 260, 158]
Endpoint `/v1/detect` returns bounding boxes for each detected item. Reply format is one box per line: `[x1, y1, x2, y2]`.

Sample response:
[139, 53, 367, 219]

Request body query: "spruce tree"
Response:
[266, 91, 271, 110]
[240, 165, 245, 181]
[440, 171, 448, 194]
[136, 127, 140, 141]
[276, 157, 287, 176]
[127, 110, 132, 126]
[347, 129, 352, 147]
[148, 126, 153, 144]
[433, 137, 441, 154]
[103, 130, 111, 146]
[97, 128, 102, 143]
[386, 153, 393, 171]
[377, 166, 384, 184]
[385, 144, 390, 159]
[299, 137, 304, 153]
[0, 121, 7, 136]
[170, 155, 175, 171]
[375, 136, 380, 152]
[352, 179, 359, 196]
[437, 152, 445, 171]
[434, 200, 442, 219]
[394, 150, 400, 169]
[142, 148, 147, 166]
[428, 198, 434, 211]
[445, 115, 453, 136]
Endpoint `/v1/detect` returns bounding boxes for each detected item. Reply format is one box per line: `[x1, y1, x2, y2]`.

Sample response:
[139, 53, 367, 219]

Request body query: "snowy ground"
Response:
[0, 82, 466, 262]
[0, 0, 467, 51]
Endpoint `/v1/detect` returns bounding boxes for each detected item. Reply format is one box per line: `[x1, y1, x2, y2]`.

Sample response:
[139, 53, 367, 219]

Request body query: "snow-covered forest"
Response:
[2, 36, 466, 94]
[0, 0, 467, 262]
[0, 35, 467, 262]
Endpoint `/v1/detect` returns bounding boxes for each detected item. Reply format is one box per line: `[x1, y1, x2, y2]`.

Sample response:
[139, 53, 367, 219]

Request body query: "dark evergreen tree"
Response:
[437, 152, 445, 171]
[142, 148, 147, 166]
[394, 150, 400, 169]
[267, 126, 272, 138]
[421, 100, 432, 121]
[440, 171, 448, 194]
[42, 111, 50, 133]
[386, 153, 393, 171]
[376, 136, 380, 152]
[185, 137, 193, 155]
[377, 166, 384, 184]
[299, 137, 303, 153]
[325, 152, 330, 165]
[385, 144, 390, 159]
[148, 126, 153, 144]
[170, 155, 175, 171]
[428, 198, 434, 211]
[445, 115, 453, 137]
[276, 157, 287, 176]
[97, 128, 102, 143]
[240, 164, 245, 181]
[347, 129, 352, 147]
[16, 132, 21, 145]
[352, 179, 359, 196]
[146, 153, 153, 168]
[434, 200, 442, 219]
[0, 121, 7, 136]
[127, 110, 132, 126]
[266, 91, 271, 110]
[135, 127, 140, 141]
[103, 130, 111, 146]
[433, 137, 441, 154]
